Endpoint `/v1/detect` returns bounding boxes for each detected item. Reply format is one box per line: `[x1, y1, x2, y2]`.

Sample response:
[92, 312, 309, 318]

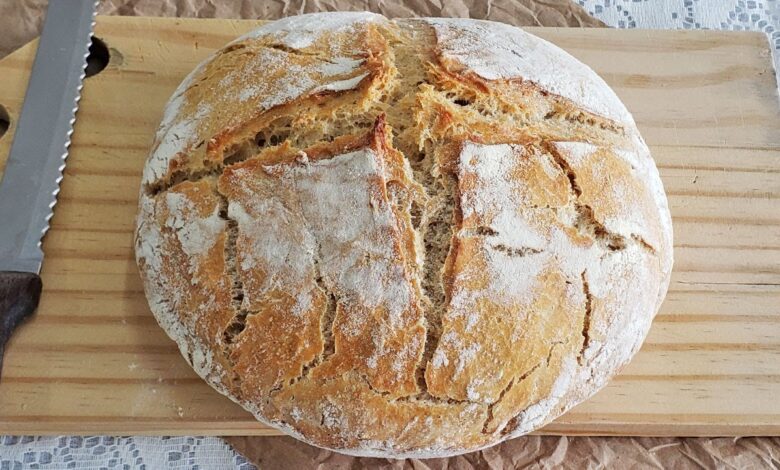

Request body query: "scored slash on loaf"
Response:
[134, 12, 673, 458]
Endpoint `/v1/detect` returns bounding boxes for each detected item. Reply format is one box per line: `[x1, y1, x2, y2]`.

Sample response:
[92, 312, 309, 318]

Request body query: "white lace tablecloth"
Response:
[579, 0, 780, 76]
[1, 1, 778, 468]
[0, 436, 253, 469]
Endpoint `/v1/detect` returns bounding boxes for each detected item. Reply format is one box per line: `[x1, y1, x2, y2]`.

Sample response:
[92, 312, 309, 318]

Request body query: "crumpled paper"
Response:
[0, 0, 603, 59]
[2, 1, 778, 468]
[95, 0, 604, 27]
[228, 435, 780, 469]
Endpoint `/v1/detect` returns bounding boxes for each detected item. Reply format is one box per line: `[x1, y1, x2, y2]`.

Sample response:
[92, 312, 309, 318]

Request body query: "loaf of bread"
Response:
[135, 12, 673, 458]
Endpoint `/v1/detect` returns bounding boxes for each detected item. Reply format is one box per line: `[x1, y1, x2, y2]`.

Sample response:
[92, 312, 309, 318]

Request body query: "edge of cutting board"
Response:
[0, 16, 778, 436]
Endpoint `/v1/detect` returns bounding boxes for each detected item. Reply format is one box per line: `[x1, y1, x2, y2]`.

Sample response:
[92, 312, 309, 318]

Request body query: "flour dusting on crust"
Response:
[143, 104, 211, 187]
[135, 187, 231, 392]
[423, 18, 634, 125]
[270, 148, 424, 386]
[233, 11, 385, 49]
[165, 191, 225, 260]
[142, 12, 386, 187]
[135, 13, 673, 459]
[222, 51, 367, 110]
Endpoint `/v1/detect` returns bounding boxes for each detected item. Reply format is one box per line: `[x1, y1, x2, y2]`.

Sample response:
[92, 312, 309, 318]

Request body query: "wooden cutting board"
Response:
[0, 16, 778, 436]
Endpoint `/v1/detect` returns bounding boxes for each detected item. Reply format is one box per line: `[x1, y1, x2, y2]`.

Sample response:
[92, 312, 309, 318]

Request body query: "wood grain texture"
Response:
[0, 16, 778, 436]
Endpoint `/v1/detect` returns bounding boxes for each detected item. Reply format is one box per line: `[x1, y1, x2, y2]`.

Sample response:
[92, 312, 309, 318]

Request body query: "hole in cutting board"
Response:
[85, 36, 109, 78]
[0, 104, 9, 141]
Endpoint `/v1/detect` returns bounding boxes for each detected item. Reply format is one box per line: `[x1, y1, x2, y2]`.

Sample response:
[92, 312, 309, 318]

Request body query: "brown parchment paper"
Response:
[229, 435, 780, 469]
[0, 0, 603, 59]
[2, 1, 779, 468]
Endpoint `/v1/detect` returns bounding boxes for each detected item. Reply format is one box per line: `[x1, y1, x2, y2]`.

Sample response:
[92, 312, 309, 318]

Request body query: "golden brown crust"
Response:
[135, 13, 673, 458]
[135, 179, 235, 391]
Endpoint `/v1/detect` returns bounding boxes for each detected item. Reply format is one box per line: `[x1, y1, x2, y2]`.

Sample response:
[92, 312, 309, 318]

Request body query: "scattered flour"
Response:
[143, 103, 211, 186]
[551, 140, 665, 252]
[458, 142, 547, 250]
[431, 139, 661, 412]
[228, 147, 423, 383]
[233, 11, 386, 49]
[423, 18, 634, 125]
[466, 378, 484, 401]
[431, 348, 449, 368]
[289, 149, 414, 327]
[506, 356, 576, 437]
[135, 13, 672, 457]
[223, 50, 367, 110]
[320, 402, 345, 429]
[455, 343, 480, 377]
[136, 195, 164, 275]
[145, 13, 381, 187]
[164, 191, 225, 259]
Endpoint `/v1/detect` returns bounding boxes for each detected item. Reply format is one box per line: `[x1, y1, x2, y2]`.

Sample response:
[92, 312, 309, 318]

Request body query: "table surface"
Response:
[0, 1, 779, 467]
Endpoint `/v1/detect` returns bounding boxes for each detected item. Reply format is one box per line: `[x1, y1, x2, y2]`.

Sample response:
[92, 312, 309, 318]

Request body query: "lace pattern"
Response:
[579, 0, 780, 83]
[0, 436, 254, 469]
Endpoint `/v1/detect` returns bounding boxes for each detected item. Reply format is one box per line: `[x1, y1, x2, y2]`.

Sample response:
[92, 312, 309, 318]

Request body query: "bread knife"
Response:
[0, 0, 98, 376]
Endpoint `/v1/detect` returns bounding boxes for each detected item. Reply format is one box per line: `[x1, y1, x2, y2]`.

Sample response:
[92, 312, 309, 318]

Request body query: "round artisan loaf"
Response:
[135, 12, 673, 458]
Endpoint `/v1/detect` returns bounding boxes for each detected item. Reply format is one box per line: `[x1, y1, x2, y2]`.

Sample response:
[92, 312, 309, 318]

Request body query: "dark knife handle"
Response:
[0, 271, 42, 375]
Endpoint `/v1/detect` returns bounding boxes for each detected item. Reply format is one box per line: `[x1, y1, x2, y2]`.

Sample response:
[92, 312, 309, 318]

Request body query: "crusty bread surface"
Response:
[135, 12, 673, 458]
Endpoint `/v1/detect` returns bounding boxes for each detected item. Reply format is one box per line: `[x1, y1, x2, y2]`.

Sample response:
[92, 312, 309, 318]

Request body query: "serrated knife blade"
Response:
[0, 0, 97, 375]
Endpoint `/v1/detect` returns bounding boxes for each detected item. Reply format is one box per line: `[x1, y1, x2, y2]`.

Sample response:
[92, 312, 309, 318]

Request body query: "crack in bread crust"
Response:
[218, 198, 248, 346]
[482, 378, 517, 434]
[414, 162, 456, 396]
[145, 168, 221, 197]
[212, 189, 252, 395]
[480, 338, 564, 435]
[547, 142, 658, 256]
[579, 270, 593, 365]
[428, 80, 628, 148]
[289, 205, 338, 387]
